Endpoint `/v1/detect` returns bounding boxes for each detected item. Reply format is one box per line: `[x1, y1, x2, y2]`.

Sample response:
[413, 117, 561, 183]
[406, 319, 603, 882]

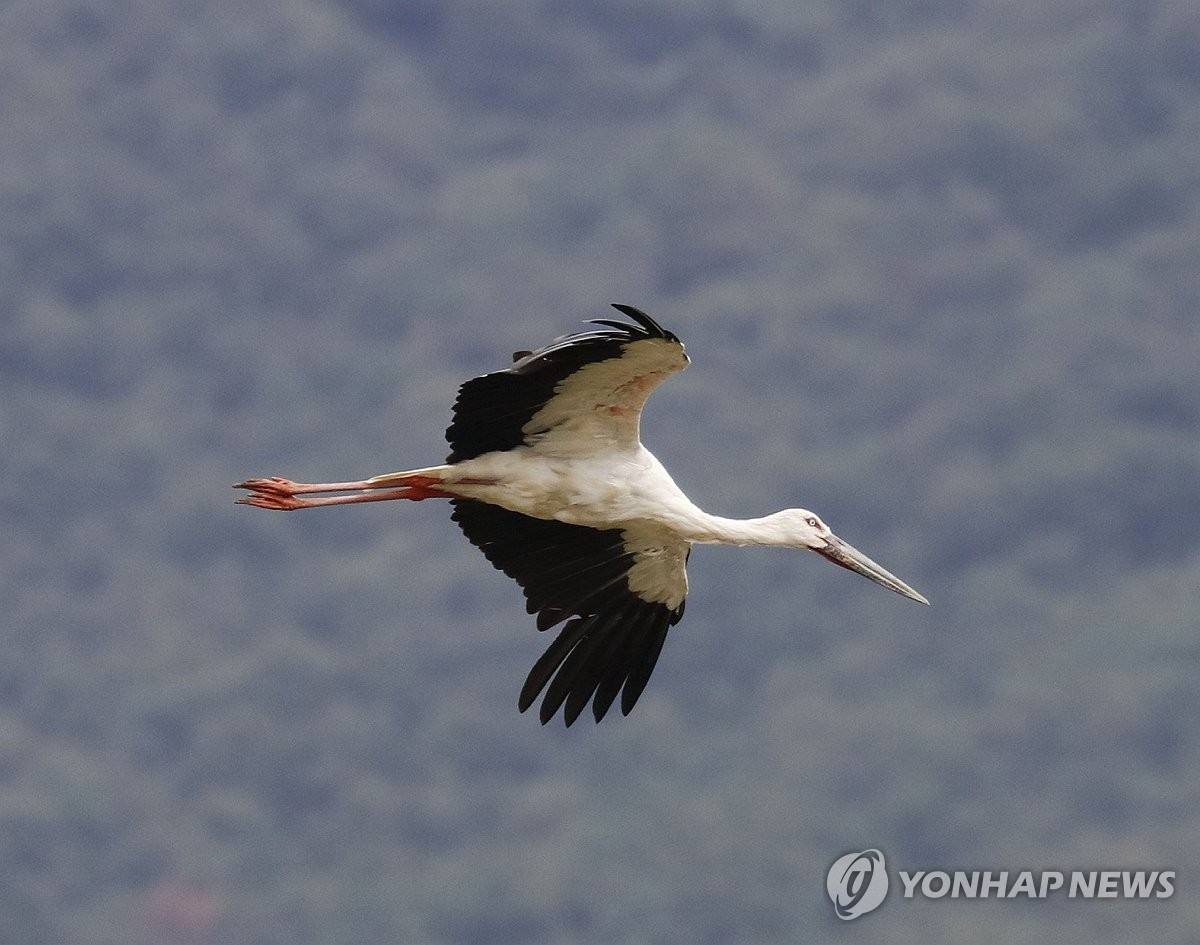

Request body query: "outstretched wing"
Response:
[446, 304, 689, 462]
[451, 499, 689, 725]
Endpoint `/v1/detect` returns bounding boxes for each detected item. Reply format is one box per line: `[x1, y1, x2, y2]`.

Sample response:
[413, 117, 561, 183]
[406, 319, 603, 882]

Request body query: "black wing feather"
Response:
[519, 615, 591, 713]
[620, 615, 671, 716]
[451, 498, 685, 725]
[540, 610, 625, 725]
[562, 610, 638, 724]
[445, 304, 679, 463]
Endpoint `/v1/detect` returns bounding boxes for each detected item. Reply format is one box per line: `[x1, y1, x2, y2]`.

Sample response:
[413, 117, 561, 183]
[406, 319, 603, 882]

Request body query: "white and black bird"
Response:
[236, 306, 927, 725]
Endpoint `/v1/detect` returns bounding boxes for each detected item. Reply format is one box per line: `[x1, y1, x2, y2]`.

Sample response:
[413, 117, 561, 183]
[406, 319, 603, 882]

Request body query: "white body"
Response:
[391, 447, 828, 547]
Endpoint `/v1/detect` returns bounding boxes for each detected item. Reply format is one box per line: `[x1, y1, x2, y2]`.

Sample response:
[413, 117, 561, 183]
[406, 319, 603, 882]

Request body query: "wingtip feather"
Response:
[607, 304, 680, 343]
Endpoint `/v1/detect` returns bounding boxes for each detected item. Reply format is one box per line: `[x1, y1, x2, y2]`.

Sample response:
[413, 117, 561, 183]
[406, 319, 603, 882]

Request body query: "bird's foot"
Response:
[234, 476, 301, 496]
[234, 478, 309, 510]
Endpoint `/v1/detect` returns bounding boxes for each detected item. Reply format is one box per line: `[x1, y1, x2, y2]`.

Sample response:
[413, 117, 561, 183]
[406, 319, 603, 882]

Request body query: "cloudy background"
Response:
[3, 0, 1198, 941]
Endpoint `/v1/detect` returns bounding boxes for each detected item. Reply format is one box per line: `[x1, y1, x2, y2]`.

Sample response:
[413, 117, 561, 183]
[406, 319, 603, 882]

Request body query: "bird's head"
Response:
[769, 508, 929, 605]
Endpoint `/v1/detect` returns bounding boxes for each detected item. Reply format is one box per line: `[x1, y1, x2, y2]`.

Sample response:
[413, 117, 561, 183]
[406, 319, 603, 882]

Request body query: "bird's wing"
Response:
[446, 304, 689, 462]
[451, 499, 689, 725]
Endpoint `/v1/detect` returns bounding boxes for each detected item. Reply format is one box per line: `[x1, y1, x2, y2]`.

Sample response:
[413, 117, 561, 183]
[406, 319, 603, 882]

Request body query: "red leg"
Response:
[233, 476, 378, 496]
[234, 474, 451, 510]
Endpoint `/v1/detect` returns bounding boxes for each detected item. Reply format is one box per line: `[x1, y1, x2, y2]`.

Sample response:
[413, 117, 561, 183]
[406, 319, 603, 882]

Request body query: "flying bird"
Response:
[235, 305, 927, 725]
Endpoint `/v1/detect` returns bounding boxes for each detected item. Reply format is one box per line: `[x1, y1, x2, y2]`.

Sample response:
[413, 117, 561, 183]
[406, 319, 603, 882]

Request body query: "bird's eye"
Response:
[806, 516, 821, 529]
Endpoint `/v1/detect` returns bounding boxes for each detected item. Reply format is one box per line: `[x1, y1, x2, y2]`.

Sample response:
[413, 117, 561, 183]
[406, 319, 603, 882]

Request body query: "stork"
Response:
[235, 305, 927, 725]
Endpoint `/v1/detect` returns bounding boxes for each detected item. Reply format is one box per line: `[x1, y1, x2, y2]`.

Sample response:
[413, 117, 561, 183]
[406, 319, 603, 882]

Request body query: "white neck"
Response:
[669, 508, 797, 547]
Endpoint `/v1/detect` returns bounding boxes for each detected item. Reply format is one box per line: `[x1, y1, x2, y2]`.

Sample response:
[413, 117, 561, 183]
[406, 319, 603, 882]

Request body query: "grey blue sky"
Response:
[3, 1, 1198, 941]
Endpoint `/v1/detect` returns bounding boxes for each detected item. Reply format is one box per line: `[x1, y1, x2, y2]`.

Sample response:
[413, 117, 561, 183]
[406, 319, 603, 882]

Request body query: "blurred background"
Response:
[2, 0, 1198, 941]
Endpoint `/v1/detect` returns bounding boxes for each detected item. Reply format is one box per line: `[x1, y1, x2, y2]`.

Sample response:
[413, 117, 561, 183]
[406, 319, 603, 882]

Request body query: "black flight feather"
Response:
[451, 498, 684, 725]
[445, 304, 679, 463]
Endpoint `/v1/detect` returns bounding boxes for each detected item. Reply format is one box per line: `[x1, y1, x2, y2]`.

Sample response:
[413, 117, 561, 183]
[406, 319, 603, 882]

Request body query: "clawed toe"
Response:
[235, 491, 303, 511]
[233, 477, 306, 510]
[234, 476, 295, 493]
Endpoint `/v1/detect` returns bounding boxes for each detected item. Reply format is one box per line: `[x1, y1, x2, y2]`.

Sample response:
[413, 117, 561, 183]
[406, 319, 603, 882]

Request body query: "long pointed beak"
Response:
[817, 534, 929, 605]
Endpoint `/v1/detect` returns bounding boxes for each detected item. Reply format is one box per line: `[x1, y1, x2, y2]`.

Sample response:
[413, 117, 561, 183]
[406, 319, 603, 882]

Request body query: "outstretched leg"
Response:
[234, 469, 454, 511]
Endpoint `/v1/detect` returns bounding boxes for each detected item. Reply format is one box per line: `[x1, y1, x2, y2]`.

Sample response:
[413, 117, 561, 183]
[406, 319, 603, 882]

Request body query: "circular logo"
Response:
[827, 849, 889, 920]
